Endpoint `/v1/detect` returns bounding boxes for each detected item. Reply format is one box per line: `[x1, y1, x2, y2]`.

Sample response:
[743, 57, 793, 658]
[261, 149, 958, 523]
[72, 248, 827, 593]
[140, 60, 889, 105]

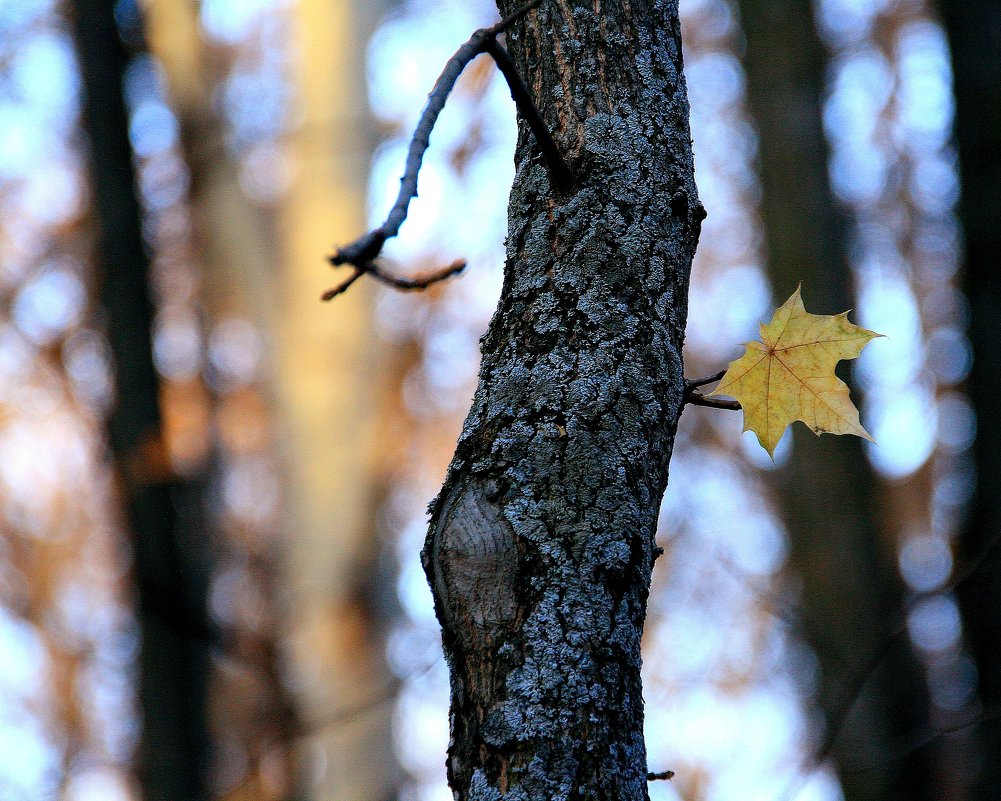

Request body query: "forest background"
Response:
[0, 0, 996, 800]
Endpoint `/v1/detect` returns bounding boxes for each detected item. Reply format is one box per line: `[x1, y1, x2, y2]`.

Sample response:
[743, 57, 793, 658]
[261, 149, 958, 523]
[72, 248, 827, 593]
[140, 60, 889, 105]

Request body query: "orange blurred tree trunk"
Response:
[141, 0, 399, 798]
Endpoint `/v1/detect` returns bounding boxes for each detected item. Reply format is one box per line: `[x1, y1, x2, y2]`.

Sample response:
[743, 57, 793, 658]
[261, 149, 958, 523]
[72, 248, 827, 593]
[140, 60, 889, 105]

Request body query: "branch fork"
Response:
[324, 0, 570, 301]
[683, 370, 741, 410]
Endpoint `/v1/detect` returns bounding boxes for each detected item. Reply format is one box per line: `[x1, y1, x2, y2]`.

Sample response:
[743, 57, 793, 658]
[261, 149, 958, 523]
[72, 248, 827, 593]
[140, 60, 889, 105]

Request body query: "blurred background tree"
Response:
[0, 0, 993, 800]
[738, 0, 944, 798]
[940, 0, 1001, 796]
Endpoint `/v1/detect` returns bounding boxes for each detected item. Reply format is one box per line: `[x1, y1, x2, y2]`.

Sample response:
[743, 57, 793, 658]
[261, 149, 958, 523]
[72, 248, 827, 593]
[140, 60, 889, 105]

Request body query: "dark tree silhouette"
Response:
[736, 1, 941, 798]
[70, 2, 213, 799]
[941, 2, 1001, 797]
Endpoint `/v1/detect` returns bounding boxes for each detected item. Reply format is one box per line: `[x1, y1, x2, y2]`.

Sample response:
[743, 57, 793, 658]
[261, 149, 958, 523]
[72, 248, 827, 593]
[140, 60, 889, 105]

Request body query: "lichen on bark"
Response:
[421, 2, 702, 798]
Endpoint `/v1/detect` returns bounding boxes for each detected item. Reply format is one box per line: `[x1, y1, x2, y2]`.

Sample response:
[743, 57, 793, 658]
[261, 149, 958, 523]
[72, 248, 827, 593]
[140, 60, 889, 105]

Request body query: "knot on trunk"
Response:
[430, 482, 519, 646]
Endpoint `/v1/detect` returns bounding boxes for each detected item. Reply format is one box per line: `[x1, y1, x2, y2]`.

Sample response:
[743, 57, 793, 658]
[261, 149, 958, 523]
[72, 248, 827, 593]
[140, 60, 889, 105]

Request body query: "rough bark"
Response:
[421, 3, 702, 799]
[940, 2, 1001, 796]
[737, 2, 939, 798]
[70, 2, 212, 800]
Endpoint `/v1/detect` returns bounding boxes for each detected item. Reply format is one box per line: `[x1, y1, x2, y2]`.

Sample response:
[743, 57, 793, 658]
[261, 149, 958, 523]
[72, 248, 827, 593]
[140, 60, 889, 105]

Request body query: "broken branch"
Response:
[325, 0, 568, 300]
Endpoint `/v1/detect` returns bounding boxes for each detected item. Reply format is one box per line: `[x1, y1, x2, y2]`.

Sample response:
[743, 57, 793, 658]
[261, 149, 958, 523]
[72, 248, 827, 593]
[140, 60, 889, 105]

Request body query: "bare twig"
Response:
[484, 38, 572, 190]
[328, 27, 487, 270]
[647, 770, 675, 782]
[685, 392, 741, 411]
[844, 707, 1001, 776]
[811, 632, 902, 767]
[822, 521, 1001, 758]
[325, 0, 568, 300]
[686, 370, 726, 389]
[774, 519, 1001, 801]
[777, 706, 1001, 801]
[681, 370, 739, 410]
[321, 267, 366, 301]
[368, 259, 467, 291]
[483, 0, 545, 35]
[322, 260, 467, 301]
[293, 677, 403, 735]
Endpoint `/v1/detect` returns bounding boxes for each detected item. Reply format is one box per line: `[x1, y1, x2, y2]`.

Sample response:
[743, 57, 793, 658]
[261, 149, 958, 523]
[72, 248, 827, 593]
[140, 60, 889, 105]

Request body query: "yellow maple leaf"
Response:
[707, 286, 882, 457]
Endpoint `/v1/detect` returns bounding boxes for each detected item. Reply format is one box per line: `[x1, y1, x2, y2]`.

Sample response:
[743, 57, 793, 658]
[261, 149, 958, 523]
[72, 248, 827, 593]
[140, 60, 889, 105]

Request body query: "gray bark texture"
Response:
[420, 2, 702, 800]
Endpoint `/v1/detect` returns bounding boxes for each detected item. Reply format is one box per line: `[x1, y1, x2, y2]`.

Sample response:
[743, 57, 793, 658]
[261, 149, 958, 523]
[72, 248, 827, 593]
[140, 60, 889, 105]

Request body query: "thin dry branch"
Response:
[322, 260, 467, 301]
[686, 370, 726, 389]
[774, 520, 1001, 801]
[324, 0, 568, 301]
[682, 371, 740, 410]
[844, 707, 1001, 776]
[484, 37, 572, 190]
[686, 393, 741, 411]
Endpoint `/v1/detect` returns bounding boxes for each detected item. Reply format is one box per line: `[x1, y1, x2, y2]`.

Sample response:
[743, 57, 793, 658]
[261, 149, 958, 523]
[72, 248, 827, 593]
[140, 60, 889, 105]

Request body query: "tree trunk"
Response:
[276, 2, 401, 797]
[737, 2, 939, 799]
[940, 2, 1001, 796]
[70, 3, 212, 800]
[421, 3, 702, 799]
